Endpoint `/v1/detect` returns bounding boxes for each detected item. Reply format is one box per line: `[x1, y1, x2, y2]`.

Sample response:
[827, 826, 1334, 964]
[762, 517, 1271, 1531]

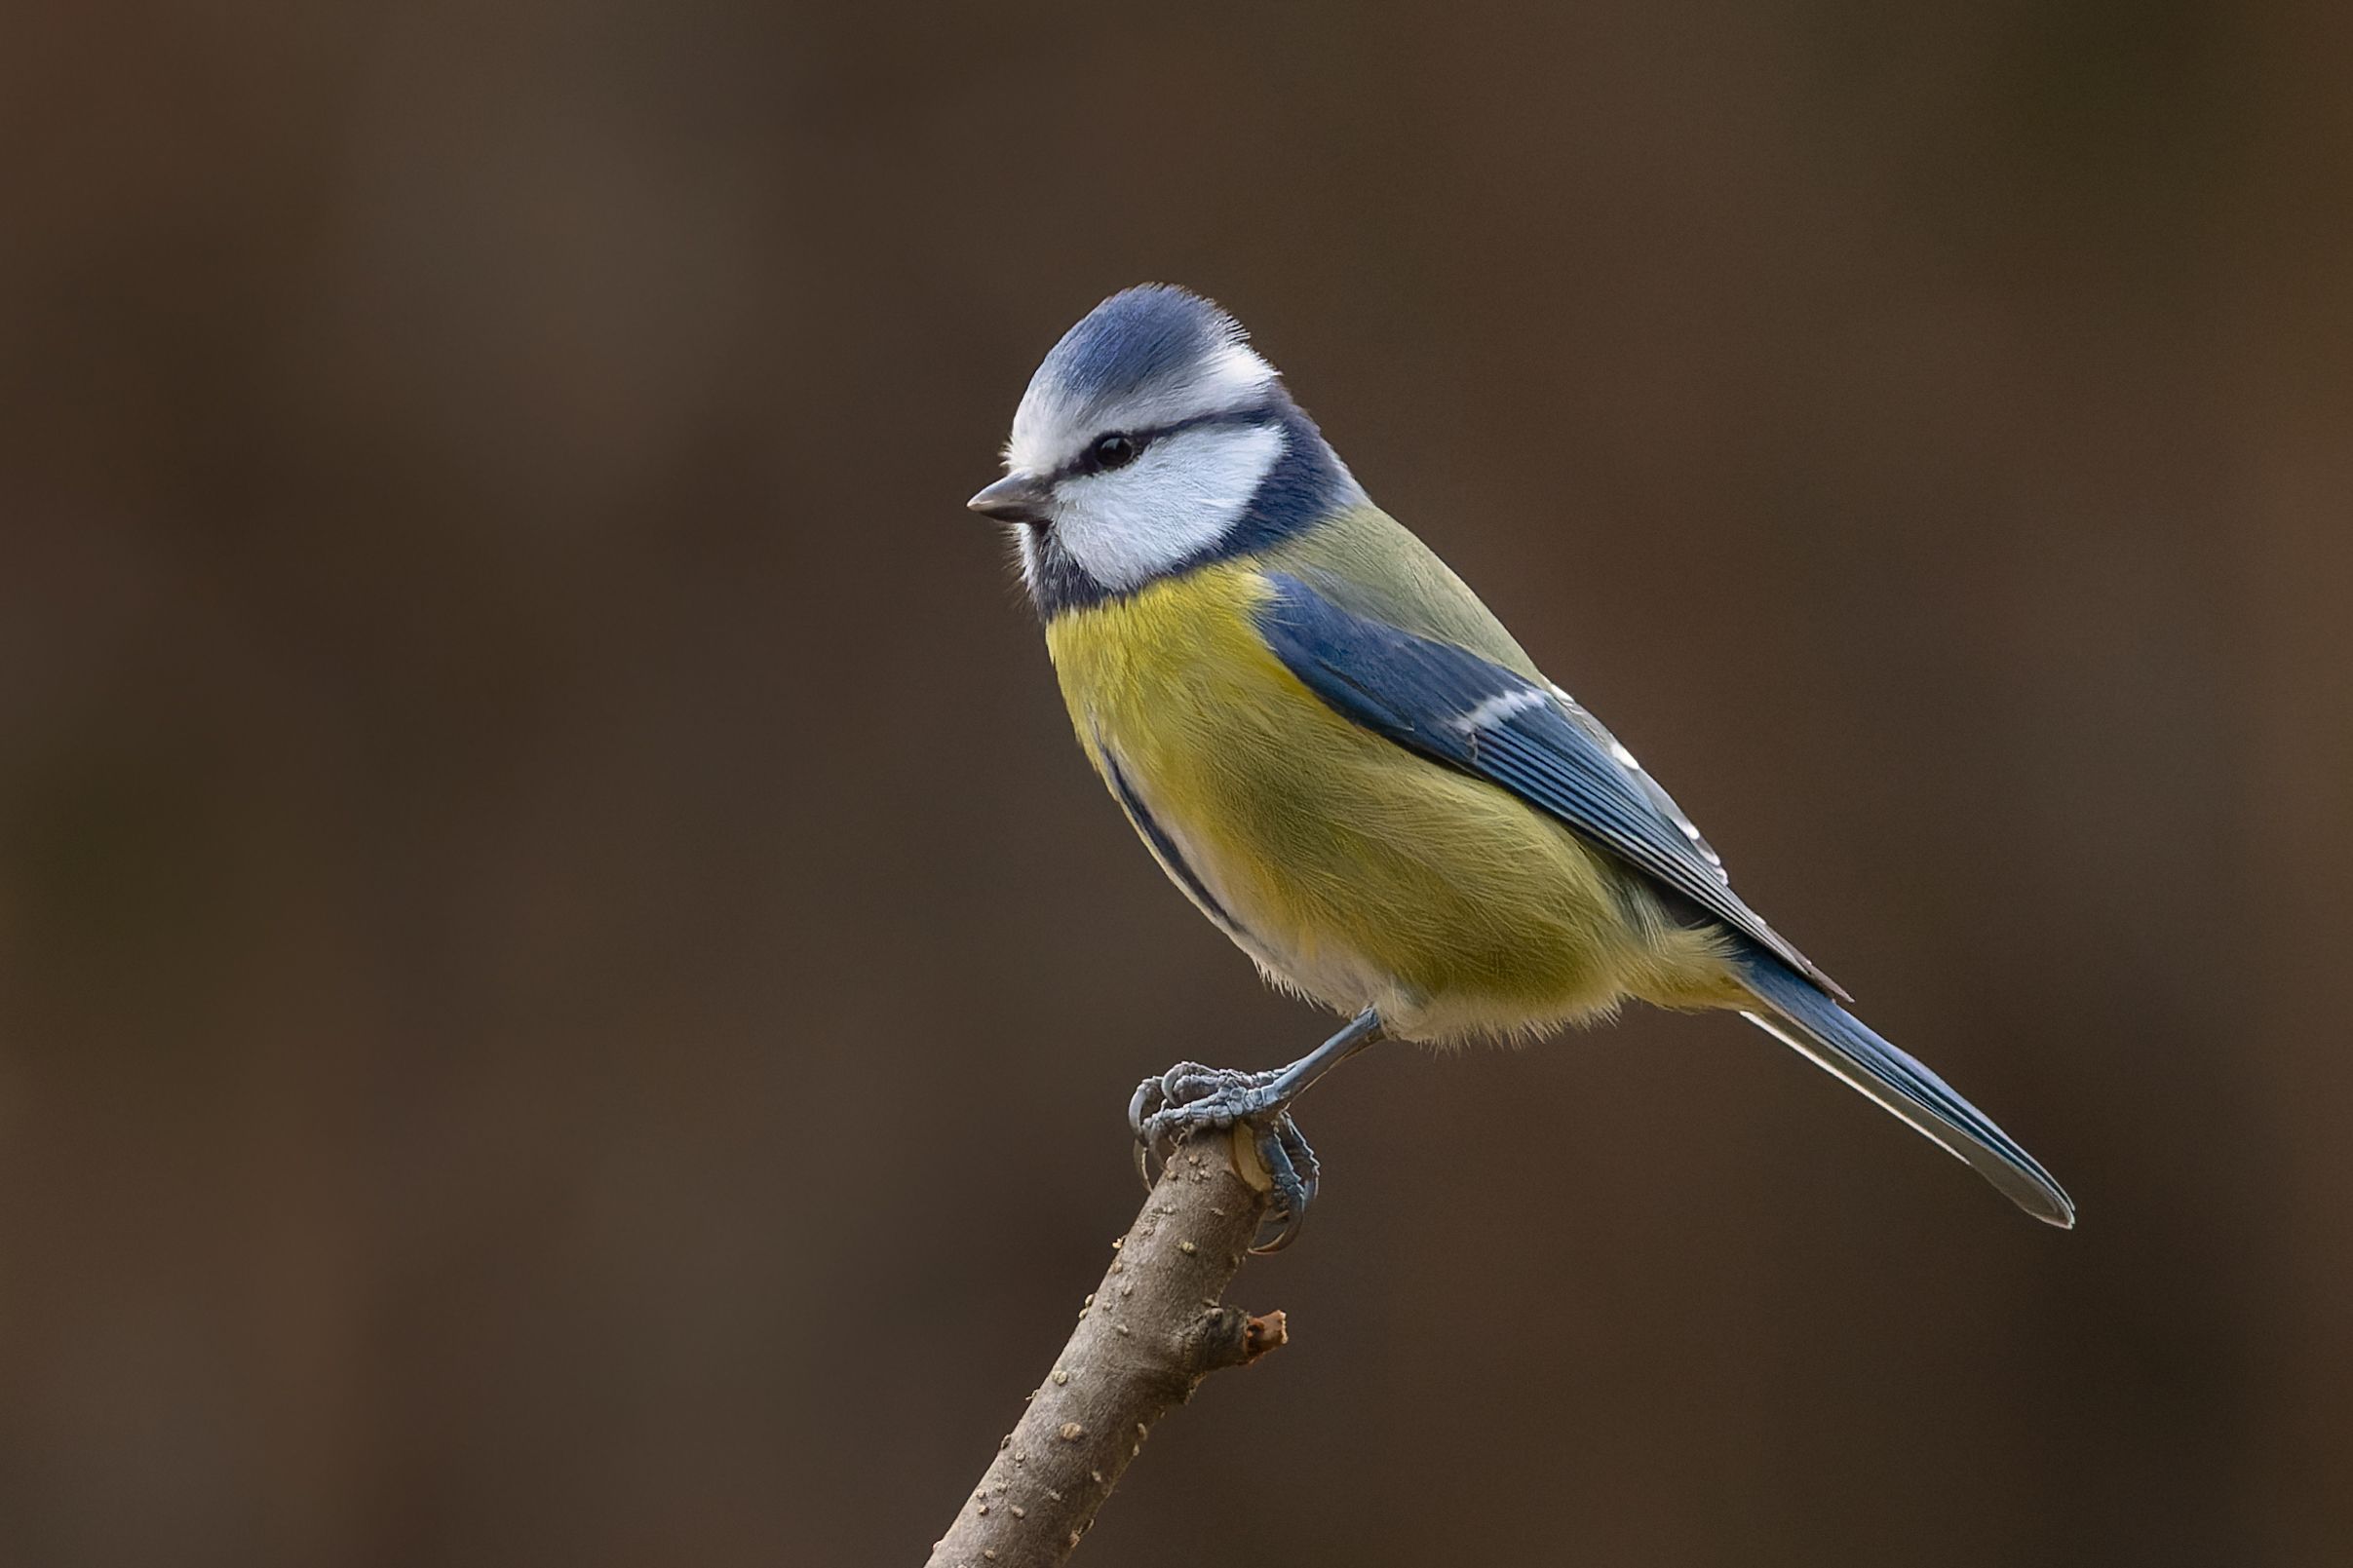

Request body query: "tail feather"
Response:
[1734, 952, 2075, 1228]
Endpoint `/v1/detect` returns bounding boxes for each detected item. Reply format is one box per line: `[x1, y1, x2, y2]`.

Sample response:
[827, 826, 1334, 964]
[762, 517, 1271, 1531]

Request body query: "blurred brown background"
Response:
[3, 1, 2348, 1564]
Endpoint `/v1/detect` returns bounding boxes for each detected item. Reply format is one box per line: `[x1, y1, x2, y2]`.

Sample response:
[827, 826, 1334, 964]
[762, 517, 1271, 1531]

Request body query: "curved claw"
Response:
[1128, 1076, 1167, 1191]
[1248, 1115, 1321, 1253]
[1128, 1075, 1161, 1136]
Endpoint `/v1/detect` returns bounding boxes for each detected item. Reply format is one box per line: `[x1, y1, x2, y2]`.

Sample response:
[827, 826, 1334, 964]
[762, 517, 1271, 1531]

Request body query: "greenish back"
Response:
[1258, 504, 1546, 682]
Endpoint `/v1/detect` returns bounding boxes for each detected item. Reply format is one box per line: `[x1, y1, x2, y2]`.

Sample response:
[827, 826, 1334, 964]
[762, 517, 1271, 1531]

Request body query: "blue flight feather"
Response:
[1735, 954, 2075, 1226]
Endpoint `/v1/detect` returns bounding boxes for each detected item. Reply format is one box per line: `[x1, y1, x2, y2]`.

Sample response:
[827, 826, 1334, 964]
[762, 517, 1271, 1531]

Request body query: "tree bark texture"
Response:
[926, 1126, 1291, 1567]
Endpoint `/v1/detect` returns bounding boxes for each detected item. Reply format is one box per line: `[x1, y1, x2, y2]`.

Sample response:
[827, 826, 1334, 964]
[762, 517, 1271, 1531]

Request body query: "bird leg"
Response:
[1128, 1008, 1387, 1252]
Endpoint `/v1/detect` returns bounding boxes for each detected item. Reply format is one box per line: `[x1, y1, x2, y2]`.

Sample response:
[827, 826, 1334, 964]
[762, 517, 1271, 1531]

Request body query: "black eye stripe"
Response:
[1047, 405, 1276, 483]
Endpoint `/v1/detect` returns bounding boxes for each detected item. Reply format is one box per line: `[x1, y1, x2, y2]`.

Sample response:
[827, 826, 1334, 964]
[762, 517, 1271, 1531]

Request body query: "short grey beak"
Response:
[967, 473, 1052, 525]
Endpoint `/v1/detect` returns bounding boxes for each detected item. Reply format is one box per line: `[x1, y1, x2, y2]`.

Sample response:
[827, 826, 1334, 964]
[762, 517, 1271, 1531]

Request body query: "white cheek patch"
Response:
[1050, 423, 1287, 591]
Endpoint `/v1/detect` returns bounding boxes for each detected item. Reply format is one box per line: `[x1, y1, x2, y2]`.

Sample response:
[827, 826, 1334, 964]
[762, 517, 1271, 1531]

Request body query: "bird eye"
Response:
[1090, 433, 1139, 471]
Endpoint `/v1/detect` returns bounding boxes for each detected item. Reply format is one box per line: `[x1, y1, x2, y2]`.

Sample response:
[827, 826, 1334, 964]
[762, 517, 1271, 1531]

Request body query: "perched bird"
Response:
[970, 285, 2072, 1247]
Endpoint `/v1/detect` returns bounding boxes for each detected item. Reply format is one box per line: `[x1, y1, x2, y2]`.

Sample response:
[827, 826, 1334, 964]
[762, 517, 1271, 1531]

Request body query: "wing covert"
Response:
[1254, 572, 1845, 999]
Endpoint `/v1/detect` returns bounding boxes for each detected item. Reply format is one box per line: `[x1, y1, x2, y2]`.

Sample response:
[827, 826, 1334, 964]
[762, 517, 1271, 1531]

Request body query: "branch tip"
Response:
[928, 1107, 1277, 1567]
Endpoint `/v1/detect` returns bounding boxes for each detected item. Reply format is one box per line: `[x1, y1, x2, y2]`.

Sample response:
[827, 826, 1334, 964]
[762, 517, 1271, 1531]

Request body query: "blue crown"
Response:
[1038, 285, 1248, 407]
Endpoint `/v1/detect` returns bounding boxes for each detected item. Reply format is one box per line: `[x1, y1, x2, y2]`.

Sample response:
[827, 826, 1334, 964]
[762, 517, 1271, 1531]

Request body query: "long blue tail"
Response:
[1734, 952, 2074, 1227]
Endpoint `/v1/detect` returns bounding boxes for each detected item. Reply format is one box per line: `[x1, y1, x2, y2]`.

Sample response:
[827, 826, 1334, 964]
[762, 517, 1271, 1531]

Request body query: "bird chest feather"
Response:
[1041, 562, 1647, 1029]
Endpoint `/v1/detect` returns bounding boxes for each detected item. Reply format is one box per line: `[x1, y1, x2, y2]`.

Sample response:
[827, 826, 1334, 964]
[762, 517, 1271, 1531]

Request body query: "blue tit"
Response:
[969, 284, 2072, 1246]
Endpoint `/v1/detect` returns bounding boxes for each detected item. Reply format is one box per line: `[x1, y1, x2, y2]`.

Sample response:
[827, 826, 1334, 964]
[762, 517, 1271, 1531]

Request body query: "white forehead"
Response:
[1002, 287, 1279, 475]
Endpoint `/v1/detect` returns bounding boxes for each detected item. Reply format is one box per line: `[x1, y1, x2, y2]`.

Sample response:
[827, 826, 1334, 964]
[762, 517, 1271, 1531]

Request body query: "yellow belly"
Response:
[1043, 563, 1734, 1041]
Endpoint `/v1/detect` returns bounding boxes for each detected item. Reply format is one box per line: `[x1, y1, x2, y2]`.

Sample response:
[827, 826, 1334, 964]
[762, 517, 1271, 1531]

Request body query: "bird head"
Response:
[970, 285, 1360, 612]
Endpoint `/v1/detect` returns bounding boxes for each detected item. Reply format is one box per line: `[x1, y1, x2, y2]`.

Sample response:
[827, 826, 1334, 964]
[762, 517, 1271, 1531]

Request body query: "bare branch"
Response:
[926, 1126, 1288, 1567]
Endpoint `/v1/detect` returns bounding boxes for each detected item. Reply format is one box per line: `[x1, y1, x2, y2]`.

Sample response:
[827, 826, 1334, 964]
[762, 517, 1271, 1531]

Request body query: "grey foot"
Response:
[1129, 1063, 1321, 1253]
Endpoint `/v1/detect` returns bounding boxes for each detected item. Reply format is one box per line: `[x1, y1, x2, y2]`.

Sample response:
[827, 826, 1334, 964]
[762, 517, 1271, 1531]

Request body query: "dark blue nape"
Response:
[1220, 402, 1356, 558]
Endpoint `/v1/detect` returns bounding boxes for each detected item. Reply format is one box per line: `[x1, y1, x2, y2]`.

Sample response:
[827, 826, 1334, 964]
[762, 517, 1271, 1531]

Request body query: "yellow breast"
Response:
[1043, 564, 1697, 1039]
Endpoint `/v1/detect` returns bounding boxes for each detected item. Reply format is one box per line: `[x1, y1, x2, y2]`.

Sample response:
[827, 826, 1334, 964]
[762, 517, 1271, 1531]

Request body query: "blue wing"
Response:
[1255, 572, 2077, 1224]
[1254, 572, 1847, 999]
